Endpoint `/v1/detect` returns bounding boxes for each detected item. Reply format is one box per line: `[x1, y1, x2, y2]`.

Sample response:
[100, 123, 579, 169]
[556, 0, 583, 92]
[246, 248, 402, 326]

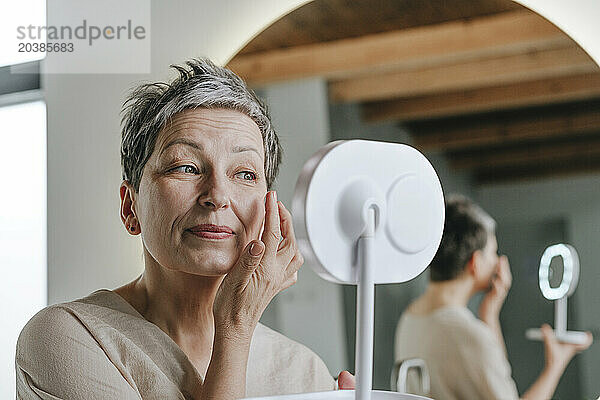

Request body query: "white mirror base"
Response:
[525, 328, 589, 344]
[244, 390, 430, 400]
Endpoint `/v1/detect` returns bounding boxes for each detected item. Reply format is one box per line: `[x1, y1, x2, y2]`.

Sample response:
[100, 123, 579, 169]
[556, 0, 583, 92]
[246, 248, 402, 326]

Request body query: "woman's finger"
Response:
[541, 323, 557, 348]
[337, 371, 356, 390]
[226, 240, 265, 287]
[574, 332, 593, 351]
[261, 191, 281, 261]
[501, 256, 512, 277]
[277, 201, 297, 254]
[285, 250, 304, 277]
[491, 279, 501, 294]
[497, 256, 512, 287]
[281, 271, 298, 291]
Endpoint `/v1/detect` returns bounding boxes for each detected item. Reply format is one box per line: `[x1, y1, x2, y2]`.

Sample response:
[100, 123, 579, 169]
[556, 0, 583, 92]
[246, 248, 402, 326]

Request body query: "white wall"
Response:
[45, 73, 144, 303]
[516, 0, 600, 65]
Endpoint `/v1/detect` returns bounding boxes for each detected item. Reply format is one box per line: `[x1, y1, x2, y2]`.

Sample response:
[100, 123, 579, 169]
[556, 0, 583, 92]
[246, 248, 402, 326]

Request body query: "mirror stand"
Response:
[526, 244, 587, 345]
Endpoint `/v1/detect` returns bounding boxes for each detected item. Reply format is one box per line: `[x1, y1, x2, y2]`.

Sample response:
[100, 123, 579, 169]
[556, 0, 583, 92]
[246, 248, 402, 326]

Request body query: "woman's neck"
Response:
[115, 252, 225, 376]
[409, 277, 474, 315]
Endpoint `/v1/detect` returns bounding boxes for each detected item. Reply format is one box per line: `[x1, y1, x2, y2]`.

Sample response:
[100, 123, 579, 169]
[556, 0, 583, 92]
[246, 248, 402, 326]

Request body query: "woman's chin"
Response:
[200, 265, 235, 276]
[153, 245, 241, 276]
[186, 255, 237, 276]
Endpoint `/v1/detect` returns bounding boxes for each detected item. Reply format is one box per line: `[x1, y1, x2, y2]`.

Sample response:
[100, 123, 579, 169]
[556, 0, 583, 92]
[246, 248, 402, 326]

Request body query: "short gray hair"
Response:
[120, 58, 282, 191]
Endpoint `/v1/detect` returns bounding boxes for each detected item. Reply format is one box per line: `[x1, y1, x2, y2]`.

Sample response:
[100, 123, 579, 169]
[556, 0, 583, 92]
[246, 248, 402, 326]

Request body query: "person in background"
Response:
[16, 58, 354, 399]
[394, 194, 592, 400]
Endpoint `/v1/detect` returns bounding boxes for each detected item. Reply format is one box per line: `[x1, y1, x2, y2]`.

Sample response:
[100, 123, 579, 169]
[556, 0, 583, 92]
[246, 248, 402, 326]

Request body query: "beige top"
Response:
[394, 306, 519, 400]
[16, 290, 335, 399]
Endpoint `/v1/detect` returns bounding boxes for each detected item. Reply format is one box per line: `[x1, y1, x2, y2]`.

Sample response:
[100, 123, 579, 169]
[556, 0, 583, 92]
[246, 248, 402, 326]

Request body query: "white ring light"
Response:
[538, 243, 579, 300]
[526, 243, 587, 345]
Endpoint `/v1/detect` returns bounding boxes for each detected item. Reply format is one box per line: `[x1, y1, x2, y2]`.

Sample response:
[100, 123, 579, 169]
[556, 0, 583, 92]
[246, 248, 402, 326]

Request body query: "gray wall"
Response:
[477, 175, 600, 398]
[495, 219, 581, 399]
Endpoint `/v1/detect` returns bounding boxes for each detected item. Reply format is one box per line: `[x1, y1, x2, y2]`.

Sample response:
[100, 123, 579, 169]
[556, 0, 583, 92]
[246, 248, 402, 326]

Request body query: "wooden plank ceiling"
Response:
[227, 0, 600, 184]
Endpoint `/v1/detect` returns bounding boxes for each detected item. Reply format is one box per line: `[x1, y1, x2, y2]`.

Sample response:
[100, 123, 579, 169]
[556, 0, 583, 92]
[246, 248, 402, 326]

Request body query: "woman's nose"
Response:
[198, 173, 230, 210]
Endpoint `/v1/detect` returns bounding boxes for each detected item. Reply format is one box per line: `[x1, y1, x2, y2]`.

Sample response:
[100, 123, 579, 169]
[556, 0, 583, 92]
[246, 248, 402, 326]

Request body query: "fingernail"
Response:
[250, 241, 264, 256]
[273, 191, 277, 202]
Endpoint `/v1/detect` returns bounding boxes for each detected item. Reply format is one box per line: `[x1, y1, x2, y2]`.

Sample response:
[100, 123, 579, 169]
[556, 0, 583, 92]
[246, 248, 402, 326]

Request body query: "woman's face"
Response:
[132, 108, 267, 276]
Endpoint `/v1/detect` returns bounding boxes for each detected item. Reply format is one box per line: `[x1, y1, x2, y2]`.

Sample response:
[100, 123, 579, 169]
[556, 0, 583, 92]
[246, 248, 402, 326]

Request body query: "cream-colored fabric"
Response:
[16, 289, 335, 399]
[394, 306, 519, 400]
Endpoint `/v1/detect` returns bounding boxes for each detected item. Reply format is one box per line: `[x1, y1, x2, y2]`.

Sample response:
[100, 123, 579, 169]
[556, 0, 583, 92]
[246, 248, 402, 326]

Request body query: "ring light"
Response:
[538, 244, 579, 300]
[526, 243, 587, 345]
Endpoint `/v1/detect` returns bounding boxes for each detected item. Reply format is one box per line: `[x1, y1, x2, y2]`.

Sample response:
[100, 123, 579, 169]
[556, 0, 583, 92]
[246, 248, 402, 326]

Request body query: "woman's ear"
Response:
[466, 250, 481, 278]
[120, 181, 140, 235]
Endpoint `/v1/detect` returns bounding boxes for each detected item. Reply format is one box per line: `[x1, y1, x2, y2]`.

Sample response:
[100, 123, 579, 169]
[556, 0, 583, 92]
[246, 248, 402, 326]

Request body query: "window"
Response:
[0, 2, 46, 395]
[0, 96, 46, 397]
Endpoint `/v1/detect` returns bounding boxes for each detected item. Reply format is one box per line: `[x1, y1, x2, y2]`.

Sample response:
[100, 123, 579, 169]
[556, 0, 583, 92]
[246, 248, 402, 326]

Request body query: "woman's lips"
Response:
[188, 224, 234, 240]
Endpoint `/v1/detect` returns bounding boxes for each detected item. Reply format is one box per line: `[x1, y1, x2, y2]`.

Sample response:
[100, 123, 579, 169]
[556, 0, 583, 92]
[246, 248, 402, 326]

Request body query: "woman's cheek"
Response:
[233, 193, 265, 240]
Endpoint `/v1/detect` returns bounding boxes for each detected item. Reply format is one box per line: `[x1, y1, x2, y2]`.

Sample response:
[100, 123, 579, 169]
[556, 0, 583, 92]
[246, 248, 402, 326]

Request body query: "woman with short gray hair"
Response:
[16, 58, 353, 399]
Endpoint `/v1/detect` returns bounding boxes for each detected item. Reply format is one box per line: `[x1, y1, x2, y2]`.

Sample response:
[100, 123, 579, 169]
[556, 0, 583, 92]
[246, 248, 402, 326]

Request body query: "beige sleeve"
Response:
[16, 306, 140, 400]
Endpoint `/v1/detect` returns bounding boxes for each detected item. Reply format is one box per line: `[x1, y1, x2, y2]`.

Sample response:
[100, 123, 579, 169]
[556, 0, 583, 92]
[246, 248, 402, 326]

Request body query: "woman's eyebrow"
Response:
[231, 145, 261, 158]
[159, 138, 203, 156]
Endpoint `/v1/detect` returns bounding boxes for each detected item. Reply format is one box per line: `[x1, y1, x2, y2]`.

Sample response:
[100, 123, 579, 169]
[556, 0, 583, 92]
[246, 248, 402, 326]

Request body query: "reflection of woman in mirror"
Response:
[395, 195, 592, 400]
[16, 59, 353, 399]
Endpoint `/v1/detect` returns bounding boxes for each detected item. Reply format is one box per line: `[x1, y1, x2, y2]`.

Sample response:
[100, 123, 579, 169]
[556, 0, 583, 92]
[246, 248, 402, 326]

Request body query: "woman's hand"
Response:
[213, 190, 304, 339]
[479, 255, 512, 324]
[541, 324, 593, 372]
[337, 371, 356, 390]
[522, 324, 593, 400]
[200, 191, 303, 400]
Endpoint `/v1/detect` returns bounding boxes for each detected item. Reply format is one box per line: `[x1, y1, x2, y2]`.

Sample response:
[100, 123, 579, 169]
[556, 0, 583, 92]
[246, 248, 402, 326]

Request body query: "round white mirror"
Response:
[292, 140, 445, 285]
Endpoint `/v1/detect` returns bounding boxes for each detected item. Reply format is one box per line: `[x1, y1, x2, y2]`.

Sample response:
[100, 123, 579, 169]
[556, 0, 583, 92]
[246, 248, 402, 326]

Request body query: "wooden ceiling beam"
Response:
[449, 136, 600, 170]
[363, 73, 600, 122]
[227, 10, 570, 85]
[329, 46, 597, 102]
[411, 107, 600, 151]
[474, 156, 600, 185]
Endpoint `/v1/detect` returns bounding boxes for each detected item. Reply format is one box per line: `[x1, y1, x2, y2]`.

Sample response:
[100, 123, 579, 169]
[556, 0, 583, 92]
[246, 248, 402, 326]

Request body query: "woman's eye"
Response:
[171, 165, 198, 174]
[236, 171, 257, 181]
